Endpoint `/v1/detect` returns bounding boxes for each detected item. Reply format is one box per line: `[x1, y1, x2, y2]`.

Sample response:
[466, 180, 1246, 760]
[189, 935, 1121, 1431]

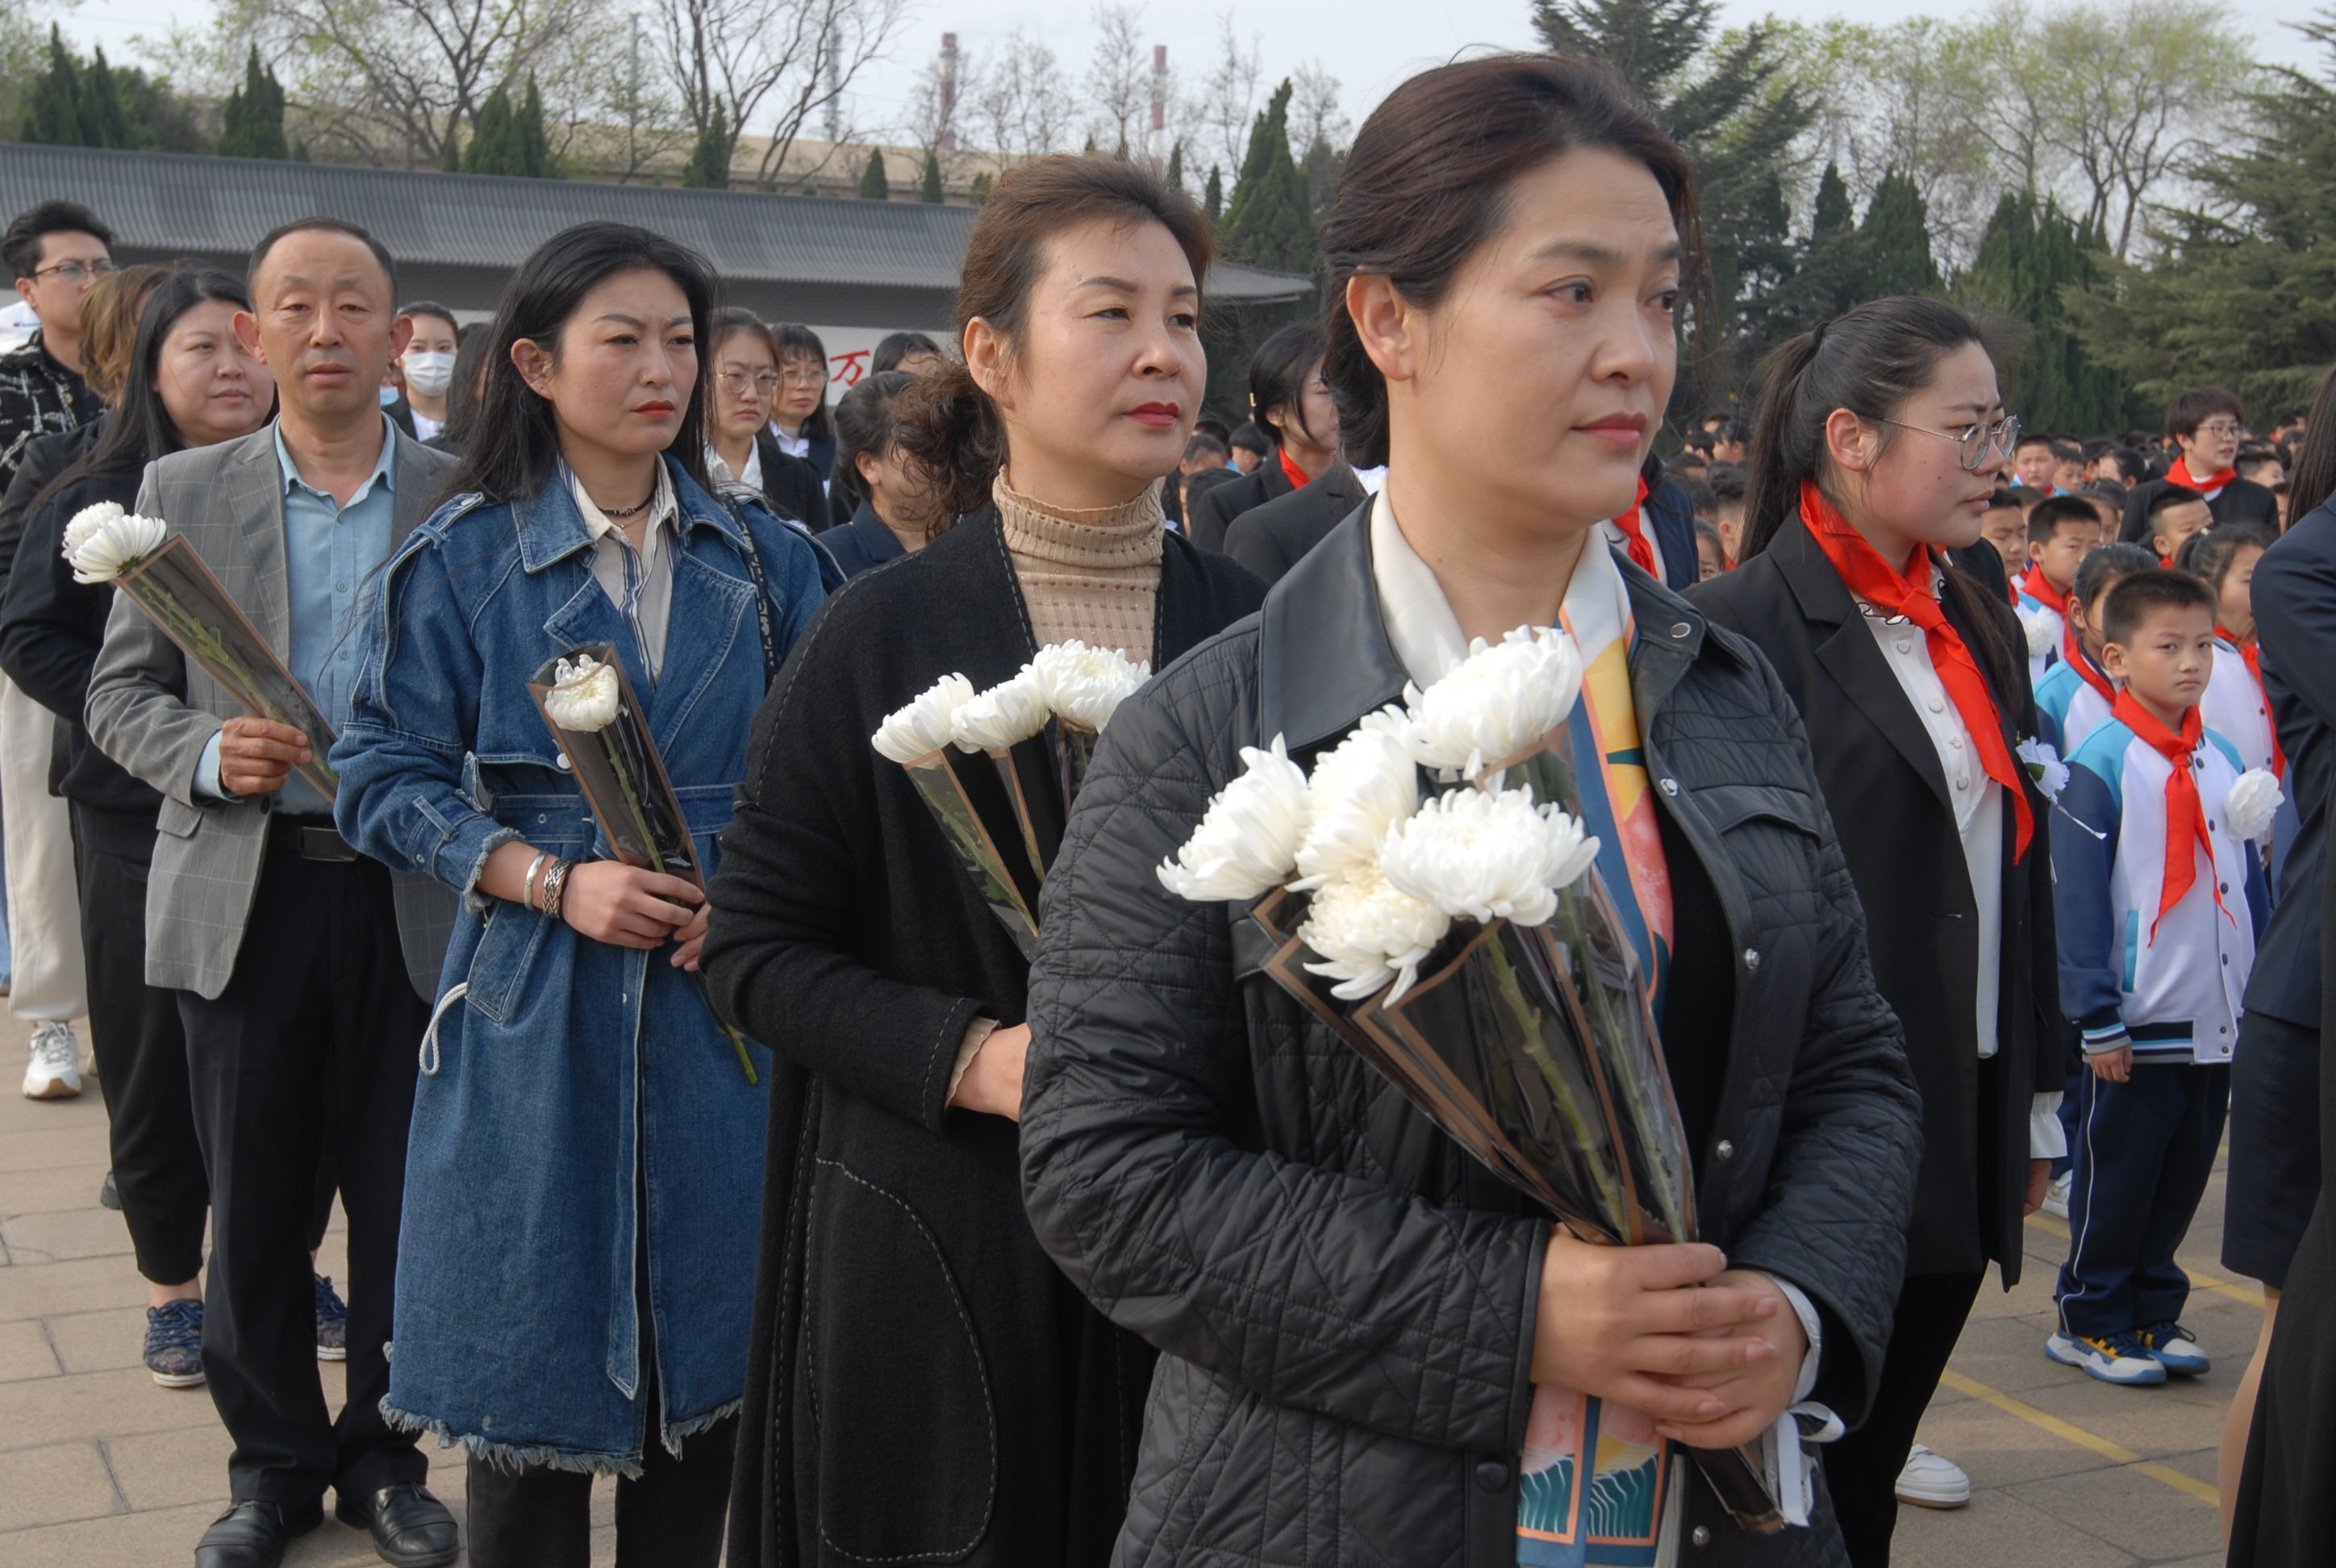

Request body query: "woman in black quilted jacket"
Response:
[1021, 54, 1924, 1568]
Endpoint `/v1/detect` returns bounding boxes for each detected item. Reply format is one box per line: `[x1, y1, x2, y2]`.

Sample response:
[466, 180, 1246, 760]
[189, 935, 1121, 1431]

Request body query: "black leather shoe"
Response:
[335, 1483, 460, 1568]
[194, 1499, 323, 1568]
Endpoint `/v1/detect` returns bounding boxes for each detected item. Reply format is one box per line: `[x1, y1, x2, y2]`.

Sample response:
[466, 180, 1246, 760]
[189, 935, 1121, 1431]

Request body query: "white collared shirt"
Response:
[569, 461, 680, 680]
[707, 440, 764, 494]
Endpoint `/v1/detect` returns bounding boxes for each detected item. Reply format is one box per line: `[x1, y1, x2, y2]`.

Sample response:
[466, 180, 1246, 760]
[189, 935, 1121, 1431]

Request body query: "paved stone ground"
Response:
[2, 1026, 2252, 1567]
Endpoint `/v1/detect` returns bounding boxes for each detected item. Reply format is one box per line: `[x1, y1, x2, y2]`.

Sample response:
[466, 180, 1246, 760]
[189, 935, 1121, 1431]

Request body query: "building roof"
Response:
[0, 143, 1314, 304]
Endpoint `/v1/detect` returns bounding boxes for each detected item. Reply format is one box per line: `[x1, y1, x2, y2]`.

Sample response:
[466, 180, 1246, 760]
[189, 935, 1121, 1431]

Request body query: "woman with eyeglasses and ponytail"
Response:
[1688, 297, 2065, 1567]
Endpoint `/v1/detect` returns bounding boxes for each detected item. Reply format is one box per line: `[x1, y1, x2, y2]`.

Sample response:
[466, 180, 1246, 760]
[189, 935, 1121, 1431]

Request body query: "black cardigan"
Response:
[1689, 516, 2064, 1281]
[703, 507, 1266, 1568]
[0, 462, 161, 825]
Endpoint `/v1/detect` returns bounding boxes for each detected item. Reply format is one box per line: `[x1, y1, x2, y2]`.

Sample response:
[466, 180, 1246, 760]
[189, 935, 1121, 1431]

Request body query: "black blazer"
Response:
[1187, 455, 1295, 551]
[749, 428, 828, 528]
[2120, 474, 2280, 544]
[1690, 516, 2064, 1280]
[1223, 461, 1368, 583]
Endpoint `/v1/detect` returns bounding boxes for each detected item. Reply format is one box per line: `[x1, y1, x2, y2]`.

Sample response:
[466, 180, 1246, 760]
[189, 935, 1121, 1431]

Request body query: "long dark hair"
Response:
[35, 269, 256, 517]
[447, 222, 718, 505]
[2282, 363, 2336, 524]
[1741, 294, 2021, 693]
[1247, 322, 1327, 447]
[434, 327, 495, 452]
[895, 154, 1213, 519]
[833, 369, 915, 511]
[1318, 53, 1700, 469]
[774, 322, 836, 445]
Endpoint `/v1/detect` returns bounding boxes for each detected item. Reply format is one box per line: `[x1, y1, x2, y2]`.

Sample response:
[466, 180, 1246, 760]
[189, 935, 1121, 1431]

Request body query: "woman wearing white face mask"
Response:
[393, 301, 461, 442]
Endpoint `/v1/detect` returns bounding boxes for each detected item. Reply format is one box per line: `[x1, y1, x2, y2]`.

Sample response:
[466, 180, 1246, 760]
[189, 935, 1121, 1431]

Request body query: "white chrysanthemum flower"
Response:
[872, 673, 977, 767]
[2017, 605, 2059, 659]
[543, 653, 621, 732]
[65, 505, 166, 585]
[1029, 640, 1150, 731]
[61, 501, 123, 563]
[950, 671, 1051, 753]
[2226, 767, 2284, 843]
[1158, 736, 1310, 902]
[1401, 625, 1583, 777]
[1381, 786, 1600, 928]
[1298, 864, 1451, 1002]
[1292, 712, 1418, 889]
[2016, 736, 2071, 802]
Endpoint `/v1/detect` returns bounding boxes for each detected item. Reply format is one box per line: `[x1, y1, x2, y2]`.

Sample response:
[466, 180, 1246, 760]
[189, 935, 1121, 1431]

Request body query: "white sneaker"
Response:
[21, 1020, 81, 1099]
[2042, 1172, 2071, 1219]
[1895, 1444, 1971, 1508]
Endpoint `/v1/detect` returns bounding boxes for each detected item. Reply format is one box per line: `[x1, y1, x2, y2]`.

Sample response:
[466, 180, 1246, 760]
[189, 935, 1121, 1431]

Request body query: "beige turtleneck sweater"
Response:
[947, 474, 1166, 1110]
[992, 473, 1162, 662]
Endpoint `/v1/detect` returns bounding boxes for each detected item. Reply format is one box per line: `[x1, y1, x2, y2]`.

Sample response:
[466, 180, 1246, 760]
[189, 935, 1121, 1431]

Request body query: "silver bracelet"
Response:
[522, 851, 550, 911]
[540, 858, 573, 924]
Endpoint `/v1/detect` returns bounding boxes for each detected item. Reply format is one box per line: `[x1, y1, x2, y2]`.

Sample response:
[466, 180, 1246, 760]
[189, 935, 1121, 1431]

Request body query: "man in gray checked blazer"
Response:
[86, 219, 461, 1568]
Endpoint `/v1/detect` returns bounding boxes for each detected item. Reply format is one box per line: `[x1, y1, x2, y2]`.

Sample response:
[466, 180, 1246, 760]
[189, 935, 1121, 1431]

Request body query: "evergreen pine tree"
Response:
[463, 85, 515, 174]
[1204, 165, 1222, 221]
[1220, 80, 1314, 274]
[293, 139, 311, 162]
[968, 170, 992, 205]
[1767, 161, 1863, 335]
[1858, 170, 1941, 298]
[920, 148, 944, 202]
[442, 125, 462, 171]
[515, 75, 556, 177]
[218, 45, 290, 161]
[1166, 140, 1183, 194]
[682, 103, 730, 188]
[1811, 161, 1853, 238]
[859, 147, 891, 199]
[1082, 134, 1097, 154]
[78, 48, 134, 149]
[19, 27, 84, 147]
[1965, 192, 2126, 435]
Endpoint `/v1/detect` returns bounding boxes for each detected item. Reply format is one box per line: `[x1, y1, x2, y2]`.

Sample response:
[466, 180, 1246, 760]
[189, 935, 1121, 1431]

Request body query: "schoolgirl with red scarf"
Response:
[1690, 295, 2067, 1566]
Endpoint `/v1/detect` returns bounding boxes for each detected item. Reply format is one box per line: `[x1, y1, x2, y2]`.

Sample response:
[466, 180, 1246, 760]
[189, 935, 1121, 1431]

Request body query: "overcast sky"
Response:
[56, 0, 2328, 151]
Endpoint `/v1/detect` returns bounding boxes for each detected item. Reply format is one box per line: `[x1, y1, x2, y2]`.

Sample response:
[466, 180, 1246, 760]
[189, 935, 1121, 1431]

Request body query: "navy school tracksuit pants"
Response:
[2056, 1061, 2230, 1340]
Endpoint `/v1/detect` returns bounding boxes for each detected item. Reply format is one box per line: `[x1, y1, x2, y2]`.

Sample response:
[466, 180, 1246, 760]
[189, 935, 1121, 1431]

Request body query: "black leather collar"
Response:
[1256, 504, 1736, 755]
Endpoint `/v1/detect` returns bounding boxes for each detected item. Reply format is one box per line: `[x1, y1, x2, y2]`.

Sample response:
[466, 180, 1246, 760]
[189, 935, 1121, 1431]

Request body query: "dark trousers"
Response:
[1825, 1269, 1985, 1568]
[2057, 1062, 2231, 1338]
[465, 1418, 736, 1568]
[177, 830, 428, 1507]
[2225, 1010, 2321, 1288]
[72, 803, 207, 1286]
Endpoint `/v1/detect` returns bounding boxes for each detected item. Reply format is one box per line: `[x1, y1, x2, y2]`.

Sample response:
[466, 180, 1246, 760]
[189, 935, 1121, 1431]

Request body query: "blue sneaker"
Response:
[2138, 1322, 2210, 1376]
[2046, 1328, 2167, 1385]
[144, 1299, 205, 1387]
[315, 1274, 348, 1362]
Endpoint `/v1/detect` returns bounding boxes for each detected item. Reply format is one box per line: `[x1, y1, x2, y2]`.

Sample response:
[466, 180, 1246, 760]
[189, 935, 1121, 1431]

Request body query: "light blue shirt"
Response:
[198, 417, 396, 816]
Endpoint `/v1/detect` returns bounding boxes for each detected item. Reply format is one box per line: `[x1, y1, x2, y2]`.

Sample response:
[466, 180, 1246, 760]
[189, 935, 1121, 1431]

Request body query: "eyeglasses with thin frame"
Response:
[779, 365, 828, 388]
[718, 369, 783, 394]
[2196, 420, 2245, 440]
[34, 260, 115, 282]
[1875, 414, 2022, 472]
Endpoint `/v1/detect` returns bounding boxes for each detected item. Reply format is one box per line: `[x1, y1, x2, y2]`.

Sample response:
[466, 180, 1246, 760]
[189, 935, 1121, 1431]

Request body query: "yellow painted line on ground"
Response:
[2023, 1213, 2267, 1307]
[1936, 1369, 2221, 1507]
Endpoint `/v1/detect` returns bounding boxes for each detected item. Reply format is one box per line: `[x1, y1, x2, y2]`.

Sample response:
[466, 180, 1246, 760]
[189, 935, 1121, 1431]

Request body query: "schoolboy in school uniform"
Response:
[2036, 542, 2159, 753]
[2048, 570, 2276, 1386]
[2016, 494, 2105, 685]
[2145, 486, 2213, 568]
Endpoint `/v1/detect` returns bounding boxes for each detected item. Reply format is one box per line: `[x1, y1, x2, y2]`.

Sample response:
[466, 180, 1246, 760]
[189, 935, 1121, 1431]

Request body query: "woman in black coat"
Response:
[1183, 321, 1332, 550]
[1689, 297, 2064, 1568]
[701, 156, 1265, 1568]
[1018, 56, 1921, 1568]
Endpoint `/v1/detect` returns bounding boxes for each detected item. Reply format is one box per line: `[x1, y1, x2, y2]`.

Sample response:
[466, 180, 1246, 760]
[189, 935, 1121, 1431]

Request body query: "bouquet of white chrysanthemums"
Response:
[65, 502, 345, 800]
[873, 642, 1150, 957]
[1159, 624, 1787, 1535]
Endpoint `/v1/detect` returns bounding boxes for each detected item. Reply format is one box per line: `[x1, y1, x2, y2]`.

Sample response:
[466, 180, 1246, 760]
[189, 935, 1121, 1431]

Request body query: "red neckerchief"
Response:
[2110, 689, 2230, 939]
[2167, 456, 2234, 494]
[1277, 445, 1310, 493]
[1801, 480, 2034, 858]
[2061, 614, 2117, 704]
[2019, 563, 2066, 609]
[1609, 476, 1657, 577]
[2235, 635, 2288, 778]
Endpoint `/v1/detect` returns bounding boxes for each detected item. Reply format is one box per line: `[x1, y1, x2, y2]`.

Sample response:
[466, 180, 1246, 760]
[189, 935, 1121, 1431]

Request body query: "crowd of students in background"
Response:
[2, 43, 2335, 1568]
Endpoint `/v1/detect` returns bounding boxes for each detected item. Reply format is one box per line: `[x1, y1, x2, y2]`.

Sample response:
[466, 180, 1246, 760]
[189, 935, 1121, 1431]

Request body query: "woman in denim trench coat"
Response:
[332, 223, 828, 1568]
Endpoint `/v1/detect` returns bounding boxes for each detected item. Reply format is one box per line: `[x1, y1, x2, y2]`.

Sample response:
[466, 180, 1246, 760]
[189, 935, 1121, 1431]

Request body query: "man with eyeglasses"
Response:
[0, 200, 112, 491]
[0, 200, 111, 1106]
[2119, 386, 2280, 543]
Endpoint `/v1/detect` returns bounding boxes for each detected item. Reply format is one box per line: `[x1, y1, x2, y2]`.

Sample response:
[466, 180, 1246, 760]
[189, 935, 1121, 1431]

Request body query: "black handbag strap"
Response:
[719, 490, 782, 690]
